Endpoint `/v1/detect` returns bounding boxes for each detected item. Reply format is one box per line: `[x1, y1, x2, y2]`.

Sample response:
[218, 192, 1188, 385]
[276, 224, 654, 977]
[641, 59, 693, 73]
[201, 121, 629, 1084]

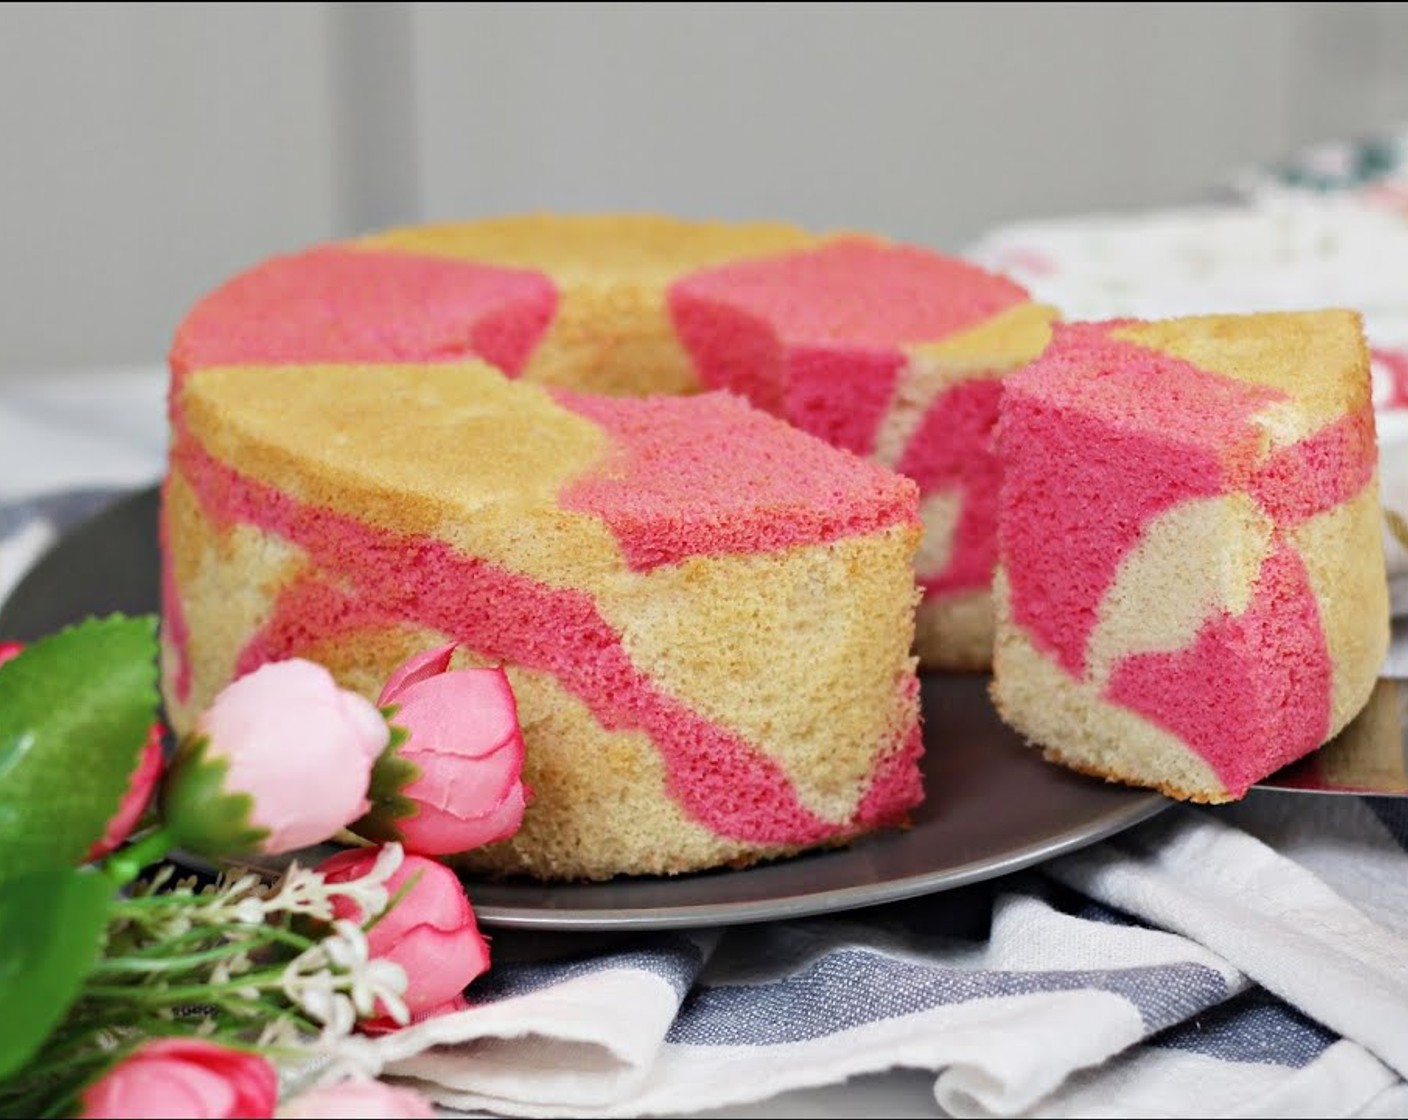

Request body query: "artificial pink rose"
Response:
[163, 659, 389, 857]
[80, 1037, 277, 1119]
[0, 640, 22, 668]
[317, 846, 490, 1019]
[359, 643, 527, 856]
[87, 721, 166, 862]
[277, 1077, 436, 1119]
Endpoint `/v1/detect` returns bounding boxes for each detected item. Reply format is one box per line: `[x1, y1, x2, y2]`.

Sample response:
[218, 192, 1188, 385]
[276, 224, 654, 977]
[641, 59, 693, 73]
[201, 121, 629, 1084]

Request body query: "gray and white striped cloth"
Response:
[5, 490, 1408, 1119]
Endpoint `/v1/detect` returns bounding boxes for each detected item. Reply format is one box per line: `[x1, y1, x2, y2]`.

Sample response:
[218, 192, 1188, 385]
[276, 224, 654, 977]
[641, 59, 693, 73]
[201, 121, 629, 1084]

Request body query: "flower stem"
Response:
[104, 828, 177, 886]
[91, 941, 258, 975]
[83, 971, 285, 1003]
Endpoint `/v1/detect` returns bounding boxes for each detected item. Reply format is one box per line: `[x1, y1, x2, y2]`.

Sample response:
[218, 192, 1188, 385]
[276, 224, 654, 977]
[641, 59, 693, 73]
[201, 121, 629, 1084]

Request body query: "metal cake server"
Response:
[1252, 611, 1408, 797]
[1252, 675, 1408, 796]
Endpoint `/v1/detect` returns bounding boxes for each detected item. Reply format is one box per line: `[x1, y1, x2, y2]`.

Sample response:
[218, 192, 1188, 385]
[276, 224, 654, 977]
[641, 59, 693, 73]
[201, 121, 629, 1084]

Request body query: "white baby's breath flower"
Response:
[345, 957, 406, 1021]
[144, 865, 176, 893]
[362, 960, 410, 1026]
[231, 897, 266, 926]
[162, 914, 193, 939]
[368, 841, 405, 882]
[256, 1015, 305, 1051]
[324, 920, 370, 971]
[293, 971, 338, 1025]
[322, 993, 357, 1038]
[217, 871, 261, 902]
[323, 842, 405, 922]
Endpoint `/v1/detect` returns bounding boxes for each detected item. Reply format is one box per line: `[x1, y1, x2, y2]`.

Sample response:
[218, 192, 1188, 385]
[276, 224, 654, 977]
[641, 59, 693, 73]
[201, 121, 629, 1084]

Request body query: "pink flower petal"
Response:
[391, 667, 519, 759]
[80, 1038, 278, 1119]
[197, 660, 388, 853]
[279, 1078, 437, 1119]
[323, 851, 475, 940]
[399, 782, 526, 856]
[378, 643, 457, 707]
[87, 724, 166, 862]
[404, 733, 523, 810]
[385, 923, 491, 1014]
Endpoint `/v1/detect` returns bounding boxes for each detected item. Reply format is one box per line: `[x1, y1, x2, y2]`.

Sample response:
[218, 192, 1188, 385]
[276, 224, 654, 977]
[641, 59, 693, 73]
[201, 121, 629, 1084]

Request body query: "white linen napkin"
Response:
[5, 491, 1408, 1119]
[331, 802, 1408, 1120]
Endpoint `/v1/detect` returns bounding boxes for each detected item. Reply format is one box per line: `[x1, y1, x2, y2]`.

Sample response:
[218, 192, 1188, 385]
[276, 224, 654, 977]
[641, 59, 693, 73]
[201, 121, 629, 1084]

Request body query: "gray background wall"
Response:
[2, 1, 1406, 377]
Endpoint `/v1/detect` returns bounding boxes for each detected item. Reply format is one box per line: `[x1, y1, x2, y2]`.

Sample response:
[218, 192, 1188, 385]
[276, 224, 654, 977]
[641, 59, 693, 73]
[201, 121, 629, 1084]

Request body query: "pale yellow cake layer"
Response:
[181, 362, 627, 590]
[453, 662, 794, 881]
[162, 469, 304, 729]
[1113, 310, 1370, 445]
[990, 571, 1230, 801]
[872, 301, 1057, 470]
[597, 527, 920, 825]
[358, 213, 822, 282]
[1316, 678, 1408, 792]
[1290, 476, 1391, 736]
[913, 489, 963, 582]
[1084, 493, 1274, 693]
[358, 215, 828, 396]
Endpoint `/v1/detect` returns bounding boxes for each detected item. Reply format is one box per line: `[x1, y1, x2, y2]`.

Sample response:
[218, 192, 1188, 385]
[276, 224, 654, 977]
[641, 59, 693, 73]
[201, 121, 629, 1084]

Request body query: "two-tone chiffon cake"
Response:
[171, 214, 1056, 671]
[991, 310, 1390, 801]
[164, 211, 1069, 880]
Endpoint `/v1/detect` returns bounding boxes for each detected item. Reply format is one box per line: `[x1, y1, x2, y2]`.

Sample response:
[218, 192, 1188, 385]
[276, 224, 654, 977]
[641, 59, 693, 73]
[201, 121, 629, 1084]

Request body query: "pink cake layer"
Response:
[1106, 542, 1331, 791]
[555, 389, 918, 570]
[668, 238, 1029, 456]
[169, 246, 558, 383]
[998, 320, 1376, 795]
[896, 378, 1006, 598]
[1002, 323, 1289, 677]
[170, 439, 923, 845]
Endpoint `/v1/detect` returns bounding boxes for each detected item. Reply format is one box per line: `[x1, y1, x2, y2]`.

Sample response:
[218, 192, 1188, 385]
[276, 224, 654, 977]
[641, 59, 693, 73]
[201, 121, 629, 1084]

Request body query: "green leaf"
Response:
[349, 719, 421, 843]
[159, 737, 268, 859]
[0, 866, 111, 1079]
[0, 615, 159, 878]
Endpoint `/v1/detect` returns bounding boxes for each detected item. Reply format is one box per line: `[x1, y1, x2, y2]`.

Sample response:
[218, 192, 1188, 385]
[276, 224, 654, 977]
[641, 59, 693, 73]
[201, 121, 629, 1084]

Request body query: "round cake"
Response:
[168, 212, 1019, 879]
[171, 214, 1056, 670]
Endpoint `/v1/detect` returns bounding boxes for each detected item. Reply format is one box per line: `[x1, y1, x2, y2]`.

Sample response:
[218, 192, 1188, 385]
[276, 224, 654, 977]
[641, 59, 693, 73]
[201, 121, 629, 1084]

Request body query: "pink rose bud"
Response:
[318, 846, 490, 1019]
[0, 640, 23, 668]
[87, 722, 166, 862]
[162, 660, 389, 857]
[277, 1077, 436, 1119]
[80, 1037, 278, 1119]
[356, 644, 527, 856]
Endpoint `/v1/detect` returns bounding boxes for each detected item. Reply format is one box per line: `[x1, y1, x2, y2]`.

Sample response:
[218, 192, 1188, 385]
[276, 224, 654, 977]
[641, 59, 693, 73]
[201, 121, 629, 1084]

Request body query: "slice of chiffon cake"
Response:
[991, 310, 1389, 802]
